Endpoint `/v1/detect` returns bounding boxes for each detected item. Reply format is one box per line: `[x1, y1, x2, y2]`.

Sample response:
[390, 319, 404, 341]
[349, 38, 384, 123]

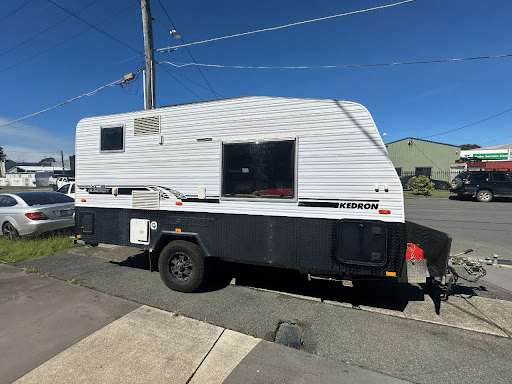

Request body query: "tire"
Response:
[451, 178, 462, 190]
[476, 189, 493, 203]
[2, 222, 19, 240]
[158, 240, 206, 292]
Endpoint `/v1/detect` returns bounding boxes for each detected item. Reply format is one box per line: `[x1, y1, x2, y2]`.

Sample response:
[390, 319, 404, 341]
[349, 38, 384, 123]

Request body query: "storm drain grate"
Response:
[274, 322, 302, 350]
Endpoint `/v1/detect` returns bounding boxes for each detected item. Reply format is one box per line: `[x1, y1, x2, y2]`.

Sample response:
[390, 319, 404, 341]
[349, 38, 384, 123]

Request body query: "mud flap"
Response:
[405, 243, 428, 284]
[406, 221, 451, 279]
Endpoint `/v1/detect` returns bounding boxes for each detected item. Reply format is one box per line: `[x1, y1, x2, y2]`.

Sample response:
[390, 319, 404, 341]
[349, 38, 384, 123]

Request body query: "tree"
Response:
[38, 157, 56, 165]
[460, 144, 481, 150]
[0, 147, 5, 162]
[406, 175, 434, 196]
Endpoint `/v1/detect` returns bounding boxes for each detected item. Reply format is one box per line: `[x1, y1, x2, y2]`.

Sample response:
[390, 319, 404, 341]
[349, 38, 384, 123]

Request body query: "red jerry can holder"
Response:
[406, 243, 424, 261]
[405, 243, 427, 283]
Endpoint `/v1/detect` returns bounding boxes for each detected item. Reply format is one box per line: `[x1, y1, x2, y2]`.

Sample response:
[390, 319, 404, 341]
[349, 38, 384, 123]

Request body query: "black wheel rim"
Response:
[3, 223, 16, 240]
[169, 252, 193, 282]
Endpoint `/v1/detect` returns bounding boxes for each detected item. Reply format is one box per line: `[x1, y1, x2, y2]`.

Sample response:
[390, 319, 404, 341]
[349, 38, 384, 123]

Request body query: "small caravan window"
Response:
[222, 139, 295, 199]
[100, 126, 124, 152]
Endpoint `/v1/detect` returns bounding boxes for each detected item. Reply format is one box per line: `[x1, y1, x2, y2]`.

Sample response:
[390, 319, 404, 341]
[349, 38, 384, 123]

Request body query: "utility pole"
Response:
[0, 146, 5, 178]
[140, 0, 155, 109]
[60, 151, 65, 174]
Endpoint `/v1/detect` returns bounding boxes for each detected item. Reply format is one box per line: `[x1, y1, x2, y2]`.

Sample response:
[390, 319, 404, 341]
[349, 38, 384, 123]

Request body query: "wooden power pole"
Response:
[140, 0, 155, 109]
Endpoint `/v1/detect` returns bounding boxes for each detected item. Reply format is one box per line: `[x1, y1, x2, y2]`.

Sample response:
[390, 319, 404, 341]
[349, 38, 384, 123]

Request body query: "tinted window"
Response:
[492, 173, 507, 182]
[222, 140, 295, 199]
[101, 126, 124, 151]
[70, 184, 75, 193]
[0, 195, 18, 207]
[57, 184, 69, 194]
[16, 192, 74, 206]
[471, 173, 488, 181]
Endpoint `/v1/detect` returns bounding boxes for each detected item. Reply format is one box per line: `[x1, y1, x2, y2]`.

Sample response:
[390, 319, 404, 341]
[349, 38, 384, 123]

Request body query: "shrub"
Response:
[406, 175, 434, 195]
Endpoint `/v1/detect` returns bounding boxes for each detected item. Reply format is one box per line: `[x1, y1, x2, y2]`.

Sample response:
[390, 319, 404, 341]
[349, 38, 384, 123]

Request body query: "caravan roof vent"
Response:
[132, 190, 160, 210]
[134, 115, 161, 135]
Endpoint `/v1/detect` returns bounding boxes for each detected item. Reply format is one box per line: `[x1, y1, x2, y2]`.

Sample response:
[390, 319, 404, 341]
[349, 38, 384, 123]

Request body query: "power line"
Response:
[409, 141, 444, 171]
[159, 53, 512, 70]
[155, 62, 202, 100]
[3, 0, 202, 103]
[156, 61, 220, 94]
[156, 0, 219, 99]
[0, 71, 142, 129]
[0, 1, 98, 59]
[47, 0, 142, 55]
[156, 0, 416, 52]
[421, 106, 512, 139]
[1, 2, 139, 72]
[0, 0, 33, 23]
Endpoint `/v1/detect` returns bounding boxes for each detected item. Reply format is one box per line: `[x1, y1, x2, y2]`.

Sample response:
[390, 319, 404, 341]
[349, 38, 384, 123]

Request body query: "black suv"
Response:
[450, 171, 512, 202]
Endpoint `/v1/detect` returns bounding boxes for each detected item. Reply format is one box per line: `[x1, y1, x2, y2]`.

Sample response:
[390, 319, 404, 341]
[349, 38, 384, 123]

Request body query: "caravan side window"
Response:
[100, 126, 124, 152]
[222, 139, 296, 199]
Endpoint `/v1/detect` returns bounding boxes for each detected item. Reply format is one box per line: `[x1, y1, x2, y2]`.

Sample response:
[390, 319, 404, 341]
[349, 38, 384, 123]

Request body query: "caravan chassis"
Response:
[75, 206, 450, 292]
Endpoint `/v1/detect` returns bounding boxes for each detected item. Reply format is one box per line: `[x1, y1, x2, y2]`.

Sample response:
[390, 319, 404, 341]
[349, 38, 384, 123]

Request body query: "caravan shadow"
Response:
[227, 262, 423, 312]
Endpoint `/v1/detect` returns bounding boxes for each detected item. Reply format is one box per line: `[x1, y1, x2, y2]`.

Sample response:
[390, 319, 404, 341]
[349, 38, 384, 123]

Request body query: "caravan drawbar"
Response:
[75, 96, 451, 292]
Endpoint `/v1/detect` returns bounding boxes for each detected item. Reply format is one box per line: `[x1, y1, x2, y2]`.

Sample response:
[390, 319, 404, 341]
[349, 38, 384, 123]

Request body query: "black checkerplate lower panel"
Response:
[76, 207, 408, 278]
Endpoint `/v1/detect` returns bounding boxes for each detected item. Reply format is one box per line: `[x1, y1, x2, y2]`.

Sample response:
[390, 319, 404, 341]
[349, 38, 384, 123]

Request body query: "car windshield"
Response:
[57, 184, 69, 193]
[16, 192, 74, 206]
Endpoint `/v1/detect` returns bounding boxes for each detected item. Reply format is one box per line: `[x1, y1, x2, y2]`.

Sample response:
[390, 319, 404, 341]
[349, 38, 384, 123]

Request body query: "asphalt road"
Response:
[404, 197, 512, 260]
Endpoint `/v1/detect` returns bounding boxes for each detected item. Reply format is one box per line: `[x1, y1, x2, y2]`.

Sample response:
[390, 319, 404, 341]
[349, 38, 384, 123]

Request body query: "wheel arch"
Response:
[476, 187, 495, 195]
[1, 216, 20, 231]
[150, 231, 210, 271]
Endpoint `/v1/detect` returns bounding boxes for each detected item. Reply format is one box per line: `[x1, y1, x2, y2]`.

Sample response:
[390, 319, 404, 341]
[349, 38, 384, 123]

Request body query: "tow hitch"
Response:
[441, 249, 487, 300]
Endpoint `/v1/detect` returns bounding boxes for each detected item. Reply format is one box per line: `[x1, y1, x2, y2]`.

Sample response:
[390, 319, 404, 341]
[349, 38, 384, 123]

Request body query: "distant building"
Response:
[451, 143, 512, 175]
[460, 143, 512, 160]
[0, 162, 71, 188]
[386, 138, 461, 177]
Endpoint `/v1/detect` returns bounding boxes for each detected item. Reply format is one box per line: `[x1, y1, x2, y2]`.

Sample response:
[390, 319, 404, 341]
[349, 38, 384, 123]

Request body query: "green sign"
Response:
[473, 153, 508, 160]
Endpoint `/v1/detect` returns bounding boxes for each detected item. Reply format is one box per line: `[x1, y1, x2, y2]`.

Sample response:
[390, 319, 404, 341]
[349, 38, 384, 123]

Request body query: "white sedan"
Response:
[56, 182, 76, 200]
[0, 192, 75, 240]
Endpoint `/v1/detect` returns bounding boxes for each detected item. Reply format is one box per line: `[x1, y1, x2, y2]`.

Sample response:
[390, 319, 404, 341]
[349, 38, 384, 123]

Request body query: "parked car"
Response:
[56, 182, 76, 200]
[56, 177, 74, 190]
[450, 171, 512, 202]
[48, 175, 75, 189]
[0, 191, 75, 240]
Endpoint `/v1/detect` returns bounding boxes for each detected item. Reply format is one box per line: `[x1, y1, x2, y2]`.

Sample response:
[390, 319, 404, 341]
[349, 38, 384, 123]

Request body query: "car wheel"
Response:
[476, 190, 493, 203]
[2, 222, 19, 240]
[158, 240, 207, 293]
[451, 178, 462, 189]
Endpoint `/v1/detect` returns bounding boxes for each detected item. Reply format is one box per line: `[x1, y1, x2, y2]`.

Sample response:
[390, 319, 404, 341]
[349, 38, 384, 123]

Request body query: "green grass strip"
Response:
[0, 229, 81, 264]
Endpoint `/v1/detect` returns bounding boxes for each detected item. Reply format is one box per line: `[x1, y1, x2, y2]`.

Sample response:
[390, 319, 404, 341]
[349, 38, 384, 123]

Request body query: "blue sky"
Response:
[1, 0, 511, 162]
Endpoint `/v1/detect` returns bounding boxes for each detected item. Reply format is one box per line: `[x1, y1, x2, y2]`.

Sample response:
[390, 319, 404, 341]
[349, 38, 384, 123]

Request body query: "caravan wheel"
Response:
[158, 240, 206, 293]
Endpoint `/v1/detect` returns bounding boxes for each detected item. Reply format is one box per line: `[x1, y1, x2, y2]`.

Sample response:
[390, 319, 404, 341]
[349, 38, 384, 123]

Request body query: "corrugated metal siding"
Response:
[387, 138, 460, 173]
[75, 96, 404, 222]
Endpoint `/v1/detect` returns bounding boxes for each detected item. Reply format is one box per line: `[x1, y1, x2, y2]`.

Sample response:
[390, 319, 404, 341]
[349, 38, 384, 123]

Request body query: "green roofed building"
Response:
[385, 138, 460, 178]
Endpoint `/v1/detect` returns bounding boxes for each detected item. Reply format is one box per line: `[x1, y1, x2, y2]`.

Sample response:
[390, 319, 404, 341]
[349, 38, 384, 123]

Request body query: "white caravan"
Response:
[75, 96, 451, 292]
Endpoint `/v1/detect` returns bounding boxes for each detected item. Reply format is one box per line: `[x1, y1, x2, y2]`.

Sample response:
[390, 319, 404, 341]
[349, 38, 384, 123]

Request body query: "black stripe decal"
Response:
[298, 201, 340, 208]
